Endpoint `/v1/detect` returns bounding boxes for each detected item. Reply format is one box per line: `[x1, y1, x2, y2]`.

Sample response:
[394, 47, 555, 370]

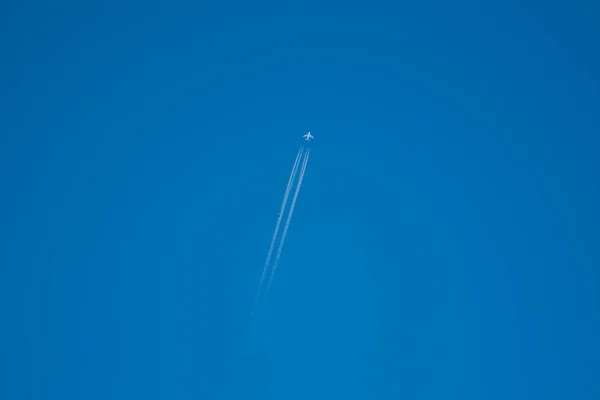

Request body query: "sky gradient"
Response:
[1, 0, 599, 399]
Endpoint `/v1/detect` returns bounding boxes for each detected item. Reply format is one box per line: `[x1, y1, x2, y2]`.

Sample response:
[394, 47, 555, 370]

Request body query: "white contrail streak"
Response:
[265, 148, 310, 298]
[252, 147, 304, 313]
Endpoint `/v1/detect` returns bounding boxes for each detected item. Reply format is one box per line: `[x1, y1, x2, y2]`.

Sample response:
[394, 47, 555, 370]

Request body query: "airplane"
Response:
[303, 132, 314, 141]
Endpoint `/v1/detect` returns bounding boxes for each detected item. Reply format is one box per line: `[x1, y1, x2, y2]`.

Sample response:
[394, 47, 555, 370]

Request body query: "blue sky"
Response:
[1, 0, 599, 399]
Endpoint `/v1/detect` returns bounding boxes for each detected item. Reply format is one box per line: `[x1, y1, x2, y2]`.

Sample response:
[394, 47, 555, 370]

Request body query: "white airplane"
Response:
[302, 132, 314, 141]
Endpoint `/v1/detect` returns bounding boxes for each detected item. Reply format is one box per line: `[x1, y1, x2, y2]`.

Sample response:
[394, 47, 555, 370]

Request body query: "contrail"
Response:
[265, 148, 310, 298]
[252, 147, 304, 313]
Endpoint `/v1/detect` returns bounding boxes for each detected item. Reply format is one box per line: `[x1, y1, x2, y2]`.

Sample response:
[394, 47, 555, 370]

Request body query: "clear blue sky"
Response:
[1, 0, 599, 399]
